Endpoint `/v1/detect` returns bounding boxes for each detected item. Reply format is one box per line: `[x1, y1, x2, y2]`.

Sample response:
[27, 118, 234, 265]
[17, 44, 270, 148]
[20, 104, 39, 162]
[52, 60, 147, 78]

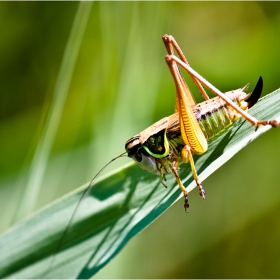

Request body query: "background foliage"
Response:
[0, 2, 280, 278]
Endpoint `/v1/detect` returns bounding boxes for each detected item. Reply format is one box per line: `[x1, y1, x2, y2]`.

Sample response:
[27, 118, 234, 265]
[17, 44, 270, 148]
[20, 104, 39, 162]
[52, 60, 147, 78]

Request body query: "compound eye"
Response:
[134, 153, 142, 162]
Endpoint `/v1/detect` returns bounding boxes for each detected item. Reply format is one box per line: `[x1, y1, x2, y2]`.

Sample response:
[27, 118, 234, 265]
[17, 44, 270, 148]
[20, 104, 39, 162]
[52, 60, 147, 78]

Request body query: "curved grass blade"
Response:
[0, 89, 279, 278]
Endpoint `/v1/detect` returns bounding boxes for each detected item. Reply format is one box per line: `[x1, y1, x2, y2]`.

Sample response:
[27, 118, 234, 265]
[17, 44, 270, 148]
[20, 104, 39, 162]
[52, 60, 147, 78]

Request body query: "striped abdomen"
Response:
[193, 91, 247, 140]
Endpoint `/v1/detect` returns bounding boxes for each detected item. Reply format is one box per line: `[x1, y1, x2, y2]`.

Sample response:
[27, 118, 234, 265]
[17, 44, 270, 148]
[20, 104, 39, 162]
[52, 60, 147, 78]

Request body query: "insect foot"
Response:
[199, 185, 206, 200]
[268, 120, 279, 127]
[255, 119, 279, 131]
[184, 195, 189, 213]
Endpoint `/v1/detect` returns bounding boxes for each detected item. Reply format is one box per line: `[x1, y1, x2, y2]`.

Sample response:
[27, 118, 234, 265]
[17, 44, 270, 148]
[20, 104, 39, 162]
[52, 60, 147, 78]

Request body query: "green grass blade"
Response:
[0, 89, 279, 278]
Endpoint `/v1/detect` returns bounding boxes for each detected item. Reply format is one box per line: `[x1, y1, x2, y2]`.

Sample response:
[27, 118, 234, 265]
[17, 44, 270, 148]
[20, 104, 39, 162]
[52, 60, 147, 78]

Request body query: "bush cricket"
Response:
[47, 35, 279, 274]
[125, 34, 278, 211]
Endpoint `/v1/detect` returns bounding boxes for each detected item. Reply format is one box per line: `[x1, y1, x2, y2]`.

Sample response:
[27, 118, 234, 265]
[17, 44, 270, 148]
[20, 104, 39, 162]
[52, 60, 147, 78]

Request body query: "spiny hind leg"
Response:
[182, 145, 206, 199]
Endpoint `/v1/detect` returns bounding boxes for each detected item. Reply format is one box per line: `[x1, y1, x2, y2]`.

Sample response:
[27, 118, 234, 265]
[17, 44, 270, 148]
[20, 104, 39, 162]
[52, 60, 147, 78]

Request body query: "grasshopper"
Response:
[125, 34, 278, 211]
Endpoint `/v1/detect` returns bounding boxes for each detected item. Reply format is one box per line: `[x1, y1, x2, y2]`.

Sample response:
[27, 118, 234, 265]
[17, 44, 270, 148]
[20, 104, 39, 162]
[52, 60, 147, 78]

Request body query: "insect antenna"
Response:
[44, 151, 127, 276]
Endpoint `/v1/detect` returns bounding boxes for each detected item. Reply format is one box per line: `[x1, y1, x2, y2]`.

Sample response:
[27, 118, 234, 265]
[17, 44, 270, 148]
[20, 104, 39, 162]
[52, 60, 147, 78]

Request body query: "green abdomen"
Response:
[193, 95, 241, 140]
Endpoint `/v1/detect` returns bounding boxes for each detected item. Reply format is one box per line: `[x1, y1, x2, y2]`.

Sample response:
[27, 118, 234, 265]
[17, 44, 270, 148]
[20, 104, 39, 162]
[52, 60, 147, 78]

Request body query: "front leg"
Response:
[171, 161, 189, 212]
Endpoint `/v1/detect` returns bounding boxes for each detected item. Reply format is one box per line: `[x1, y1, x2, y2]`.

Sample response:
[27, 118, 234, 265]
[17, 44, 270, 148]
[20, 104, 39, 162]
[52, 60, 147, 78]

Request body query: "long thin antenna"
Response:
[44, 151, 127, 277]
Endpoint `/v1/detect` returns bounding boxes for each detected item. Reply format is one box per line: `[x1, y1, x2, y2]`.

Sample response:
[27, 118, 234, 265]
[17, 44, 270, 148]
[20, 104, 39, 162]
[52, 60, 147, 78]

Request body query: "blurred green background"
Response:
[0, 1, 280, 278]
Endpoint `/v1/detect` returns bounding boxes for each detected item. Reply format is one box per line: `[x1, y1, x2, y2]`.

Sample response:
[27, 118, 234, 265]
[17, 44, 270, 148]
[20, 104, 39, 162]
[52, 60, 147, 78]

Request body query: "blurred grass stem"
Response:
[13, 2, 93, 222]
